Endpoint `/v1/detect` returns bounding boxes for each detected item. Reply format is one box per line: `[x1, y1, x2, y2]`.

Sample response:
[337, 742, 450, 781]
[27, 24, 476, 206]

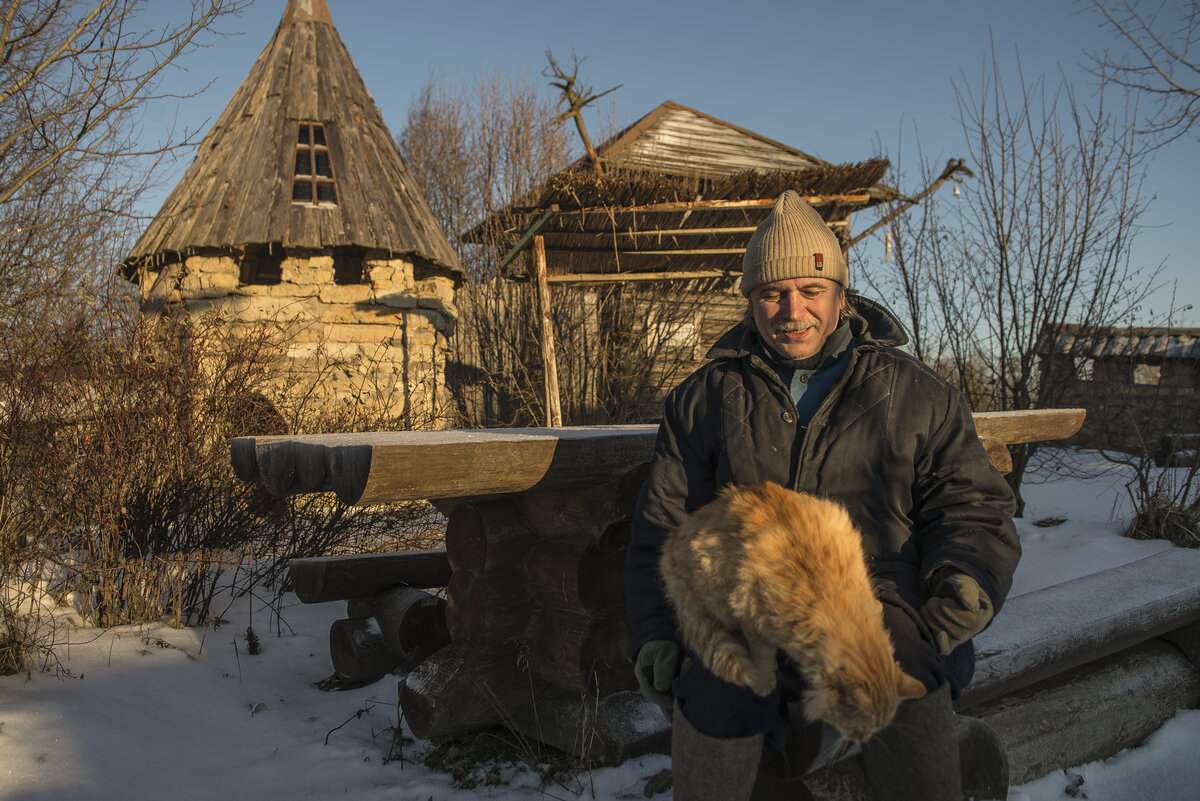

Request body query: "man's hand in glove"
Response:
[634, 639, 681, 711]
[919, 570, 994, 655]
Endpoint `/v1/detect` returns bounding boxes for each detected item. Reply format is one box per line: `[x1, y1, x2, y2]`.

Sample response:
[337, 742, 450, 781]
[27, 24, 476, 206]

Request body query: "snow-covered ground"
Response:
[2, 451, 1198, 801]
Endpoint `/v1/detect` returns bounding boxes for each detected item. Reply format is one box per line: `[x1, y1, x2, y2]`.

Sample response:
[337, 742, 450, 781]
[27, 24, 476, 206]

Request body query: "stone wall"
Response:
[1050, 354, 1199, 455]
[140, 249, 458, 429]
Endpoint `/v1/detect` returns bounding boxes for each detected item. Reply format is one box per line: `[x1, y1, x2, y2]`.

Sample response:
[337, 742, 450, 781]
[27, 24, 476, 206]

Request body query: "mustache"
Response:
[773, 320, 818, 334]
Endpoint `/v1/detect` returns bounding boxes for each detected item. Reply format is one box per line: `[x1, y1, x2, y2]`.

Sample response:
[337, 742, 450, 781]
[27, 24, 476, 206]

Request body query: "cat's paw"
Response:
[711, 649, 777, 696]
[745, 669, 777, 696]
[711, 649, 754, 686]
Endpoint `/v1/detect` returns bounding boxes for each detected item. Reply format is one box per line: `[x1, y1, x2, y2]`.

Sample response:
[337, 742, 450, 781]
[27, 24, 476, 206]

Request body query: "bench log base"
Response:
[328, 585, 451, 684]
[971, 635, 1200, 785]
[399, 639, 671, 764]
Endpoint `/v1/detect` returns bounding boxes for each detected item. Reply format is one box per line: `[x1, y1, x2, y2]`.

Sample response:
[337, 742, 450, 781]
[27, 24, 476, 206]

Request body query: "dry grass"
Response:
[1125, 489, 1200, 548]
[531, 160, 891, 211]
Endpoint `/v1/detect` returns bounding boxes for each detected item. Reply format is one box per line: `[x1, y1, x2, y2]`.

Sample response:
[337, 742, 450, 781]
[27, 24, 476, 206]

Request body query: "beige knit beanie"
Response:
[739, 190, 848, 296]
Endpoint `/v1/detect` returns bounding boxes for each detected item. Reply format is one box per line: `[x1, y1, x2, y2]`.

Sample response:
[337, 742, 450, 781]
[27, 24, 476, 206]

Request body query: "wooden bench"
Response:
[227, 409, 1200, 782]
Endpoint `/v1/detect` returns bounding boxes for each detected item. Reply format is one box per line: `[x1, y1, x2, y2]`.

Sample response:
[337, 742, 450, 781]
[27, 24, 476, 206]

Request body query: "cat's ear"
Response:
[896, 671, 927, 701]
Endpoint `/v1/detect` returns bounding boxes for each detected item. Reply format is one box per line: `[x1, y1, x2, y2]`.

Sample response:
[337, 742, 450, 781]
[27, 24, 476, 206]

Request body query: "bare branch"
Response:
[542, 49, 621, 173]
[1085, 0, 1200, 146]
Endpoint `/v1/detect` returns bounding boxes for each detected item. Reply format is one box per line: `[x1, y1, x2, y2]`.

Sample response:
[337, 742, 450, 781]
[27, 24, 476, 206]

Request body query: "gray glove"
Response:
[919, 570, 994, 655]
[634, 639, 681, 712]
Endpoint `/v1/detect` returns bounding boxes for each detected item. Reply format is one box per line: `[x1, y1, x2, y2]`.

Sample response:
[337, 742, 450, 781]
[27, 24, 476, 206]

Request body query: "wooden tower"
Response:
[125, 0, 463, 426]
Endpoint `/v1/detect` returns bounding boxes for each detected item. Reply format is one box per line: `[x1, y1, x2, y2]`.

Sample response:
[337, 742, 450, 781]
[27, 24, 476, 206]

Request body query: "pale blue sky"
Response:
[137, 0, 1197, 324]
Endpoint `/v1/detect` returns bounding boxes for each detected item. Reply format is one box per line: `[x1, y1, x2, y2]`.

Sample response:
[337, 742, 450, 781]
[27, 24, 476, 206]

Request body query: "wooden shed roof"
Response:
[585, 100, 829, 178]
[477, 100, 902, 281]
[125, 0, 461, 278]
[1042, 323, 1200, 362]
[477, 102, 897, 282]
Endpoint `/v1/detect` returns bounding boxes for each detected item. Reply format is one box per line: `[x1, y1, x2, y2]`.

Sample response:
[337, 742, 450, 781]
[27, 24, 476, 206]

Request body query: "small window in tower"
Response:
[292, 122, 337, 206]
[333, 250, 364, 285]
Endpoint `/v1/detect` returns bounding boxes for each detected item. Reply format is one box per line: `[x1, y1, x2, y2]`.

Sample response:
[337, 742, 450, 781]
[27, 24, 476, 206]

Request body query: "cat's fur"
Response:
[660, 481, 926, 742]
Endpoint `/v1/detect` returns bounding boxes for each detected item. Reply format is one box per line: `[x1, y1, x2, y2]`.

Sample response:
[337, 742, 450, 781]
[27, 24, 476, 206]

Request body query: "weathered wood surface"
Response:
[399, 639, 531, 738]
[959, 547, 1200, 708]
[371, 585, 449, 664]
[329, 618, 400, 681]
[526, 606, 635, 695]
[443, 568, 529, 642]
[532, 235, 563, 427]
[972, 408, 1086, 445]
[232, 426, 658, 504]
[288, 549, 450, 603]
[399, 639, 671, 763]
[444, 499, 533, 574]
[524, 539, 627, 611]
[978, 436, 1013, 475]
[231, 409, 1085, 505]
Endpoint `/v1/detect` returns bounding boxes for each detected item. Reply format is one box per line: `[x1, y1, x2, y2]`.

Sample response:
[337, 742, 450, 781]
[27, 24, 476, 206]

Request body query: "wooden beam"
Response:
[979, 437, 1014, 475]
[289, 549, 451, 603]
[235, 426, 653, 504]
[542, 226, 759, 238]
[542, 246, 746, 256]
[497, 204, 559, 271]
[573, 195, 871, 215]
[973, 639, 1199, 785]
[509, 194, 872, 217]
[546, 270, 736, 284]
[960, 547, 1200, 708]
[532, 235, 563, 427]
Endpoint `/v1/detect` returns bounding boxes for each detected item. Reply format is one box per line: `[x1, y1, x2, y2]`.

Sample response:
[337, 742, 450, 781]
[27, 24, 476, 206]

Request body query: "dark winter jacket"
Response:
[624, 297, 1021, 692]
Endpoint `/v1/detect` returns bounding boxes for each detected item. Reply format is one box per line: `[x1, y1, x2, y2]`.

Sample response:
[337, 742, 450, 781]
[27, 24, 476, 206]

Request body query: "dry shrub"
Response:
[0, 298, 445, 675]
[1125, 490, 1200, 548]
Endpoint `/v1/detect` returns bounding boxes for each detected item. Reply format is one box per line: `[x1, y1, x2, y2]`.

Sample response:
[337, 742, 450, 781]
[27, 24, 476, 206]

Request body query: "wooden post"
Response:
[532, 235, 563, 427]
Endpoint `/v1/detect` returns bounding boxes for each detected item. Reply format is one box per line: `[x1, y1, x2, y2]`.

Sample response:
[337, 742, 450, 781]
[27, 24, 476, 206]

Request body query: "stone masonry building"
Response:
[123, 0, 463, 427]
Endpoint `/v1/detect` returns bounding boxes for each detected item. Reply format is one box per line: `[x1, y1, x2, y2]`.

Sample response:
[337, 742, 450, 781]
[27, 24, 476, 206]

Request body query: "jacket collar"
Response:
[705, 296, 910, 362]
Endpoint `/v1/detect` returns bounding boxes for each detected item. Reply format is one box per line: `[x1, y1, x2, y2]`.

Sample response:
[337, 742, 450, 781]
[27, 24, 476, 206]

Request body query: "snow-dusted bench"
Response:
[962, 548, 1200, 783]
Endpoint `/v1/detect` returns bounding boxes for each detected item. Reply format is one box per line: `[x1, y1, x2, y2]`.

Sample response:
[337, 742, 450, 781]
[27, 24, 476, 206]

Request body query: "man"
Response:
[624, 191, 1020, 801]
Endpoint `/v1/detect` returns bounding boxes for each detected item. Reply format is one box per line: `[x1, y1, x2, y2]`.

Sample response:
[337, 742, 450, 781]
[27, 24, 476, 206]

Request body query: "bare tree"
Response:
[398, 69, 576, 425]
[399, 68, 575, 281]
[869, 46, 1159, 513]
[0, 0, 249, 325]
[399, 68, 713, 427]
[1086, 0, 1200, 146]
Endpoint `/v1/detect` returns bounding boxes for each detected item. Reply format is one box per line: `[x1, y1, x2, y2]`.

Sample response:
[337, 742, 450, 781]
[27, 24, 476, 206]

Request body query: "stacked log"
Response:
[286, 549, 453, 683]
[329, 583, 451, 682]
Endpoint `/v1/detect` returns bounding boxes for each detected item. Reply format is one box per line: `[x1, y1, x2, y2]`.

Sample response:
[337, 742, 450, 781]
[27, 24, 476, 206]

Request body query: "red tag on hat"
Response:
[814, 253, 824, 271]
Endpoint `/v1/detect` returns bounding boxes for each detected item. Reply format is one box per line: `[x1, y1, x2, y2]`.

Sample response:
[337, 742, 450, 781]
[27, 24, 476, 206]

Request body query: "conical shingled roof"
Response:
[126, 0, 461, 277]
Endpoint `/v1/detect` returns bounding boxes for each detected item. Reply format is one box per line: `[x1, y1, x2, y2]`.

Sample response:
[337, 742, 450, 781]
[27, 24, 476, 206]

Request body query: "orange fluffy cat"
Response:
[660, 481, 926, 742]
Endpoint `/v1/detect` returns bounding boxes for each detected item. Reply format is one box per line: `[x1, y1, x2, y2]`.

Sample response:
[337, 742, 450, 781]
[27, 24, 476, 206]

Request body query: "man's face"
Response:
[749, 277, 845, 361]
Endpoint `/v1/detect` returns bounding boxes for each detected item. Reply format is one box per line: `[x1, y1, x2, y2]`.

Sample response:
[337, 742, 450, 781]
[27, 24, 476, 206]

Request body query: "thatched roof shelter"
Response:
[479, 101, 898, 283]
[124, 0, 460, 281]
